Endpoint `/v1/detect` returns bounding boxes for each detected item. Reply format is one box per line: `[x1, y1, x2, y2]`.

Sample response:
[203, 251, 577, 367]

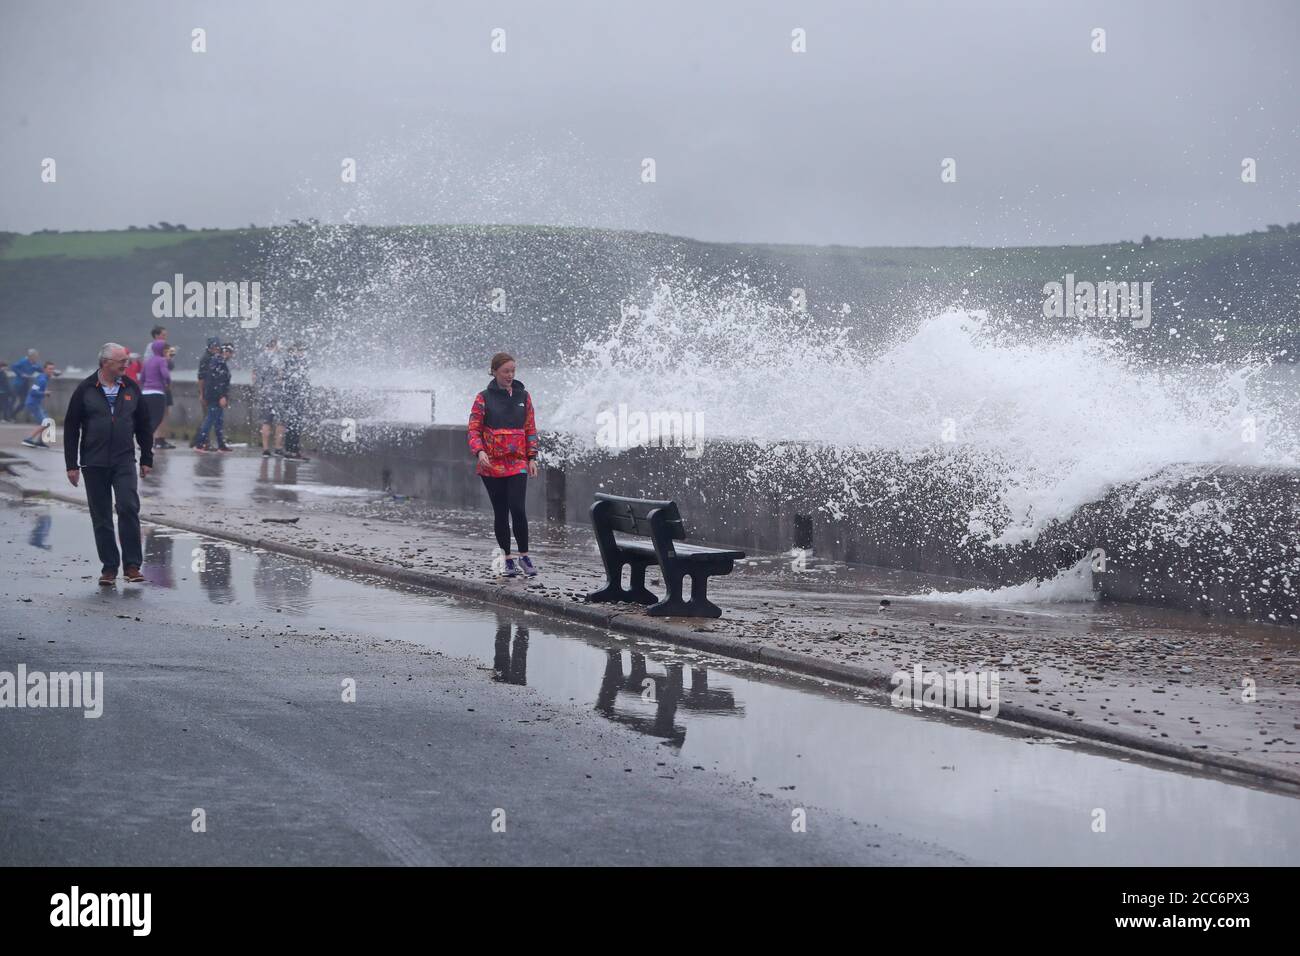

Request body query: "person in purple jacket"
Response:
[139, 339, 173, 449]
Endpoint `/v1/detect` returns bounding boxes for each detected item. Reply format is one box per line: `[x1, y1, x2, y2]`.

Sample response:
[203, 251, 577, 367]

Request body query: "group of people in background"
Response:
[188, 335, 309, 460]
[8, 330, 313, 461]
[14, 337, 540, 585]
[2, 349, 62, 447]
[49, 335, 312, 588]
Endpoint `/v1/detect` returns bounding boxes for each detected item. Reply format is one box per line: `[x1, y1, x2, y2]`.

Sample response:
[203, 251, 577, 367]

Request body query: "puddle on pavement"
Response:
[10, 499, 1300, 865]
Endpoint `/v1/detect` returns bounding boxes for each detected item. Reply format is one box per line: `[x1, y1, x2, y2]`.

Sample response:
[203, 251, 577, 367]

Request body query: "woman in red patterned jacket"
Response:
[468, 352, 539, 577]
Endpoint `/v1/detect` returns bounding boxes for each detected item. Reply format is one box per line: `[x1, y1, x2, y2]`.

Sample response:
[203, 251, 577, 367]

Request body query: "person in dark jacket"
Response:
[63, 343, 154, 586]
[194, 347, 232, 452]
[190, 336, 221, 448]
[467, 352, 539, 578]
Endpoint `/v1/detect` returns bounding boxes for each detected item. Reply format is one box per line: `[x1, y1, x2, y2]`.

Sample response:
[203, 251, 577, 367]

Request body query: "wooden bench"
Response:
[585, 493, 745, 618]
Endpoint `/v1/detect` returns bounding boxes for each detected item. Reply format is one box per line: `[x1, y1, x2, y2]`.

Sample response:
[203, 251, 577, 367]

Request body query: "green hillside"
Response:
[1, 224, 1296, 370]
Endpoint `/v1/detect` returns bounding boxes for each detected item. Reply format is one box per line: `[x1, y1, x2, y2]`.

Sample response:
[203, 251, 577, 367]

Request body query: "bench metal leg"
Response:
[648, 570, 724, 618]
[626, 564, 658, 604]
[587, 559, 658, 605]
[647, 567, 694, 617]
[688, 573, 723, 618]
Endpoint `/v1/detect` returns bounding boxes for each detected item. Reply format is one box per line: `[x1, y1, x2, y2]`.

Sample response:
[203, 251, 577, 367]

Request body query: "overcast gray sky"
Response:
[2, 0, 1297, 247]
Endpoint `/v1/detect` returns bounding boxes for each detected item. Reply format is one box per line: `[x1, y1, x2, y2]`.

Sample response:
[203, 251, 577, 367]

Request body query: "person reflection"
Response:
[255, 455, 298, 503]
[192, 452, 225, 481]
[254, 550, 311, 612]
[492, 615, 529, 685]
[142, 527, 175, 588]
[198, 542, 234, 604]
[28, 512, 52, 550]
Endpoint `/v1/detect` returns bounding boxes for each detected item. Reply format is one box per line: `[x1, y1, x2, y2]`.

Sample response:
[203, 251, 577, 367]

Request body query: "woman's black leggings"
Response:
[143, 393, 167, 432]
[481, 474, 528, 554]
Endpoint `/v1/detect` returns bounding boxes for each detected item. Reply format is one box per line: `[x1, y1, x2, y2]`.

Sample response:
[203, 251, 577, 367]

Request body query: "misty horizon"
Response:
[13, 219, 1297, 254]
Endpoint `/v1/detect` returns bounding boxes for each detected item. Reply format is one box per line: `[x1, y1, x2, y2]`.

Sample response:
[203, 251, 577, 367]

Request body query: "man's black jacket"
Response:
[203, 357, 231, 403]
[63, 372, 154, 471]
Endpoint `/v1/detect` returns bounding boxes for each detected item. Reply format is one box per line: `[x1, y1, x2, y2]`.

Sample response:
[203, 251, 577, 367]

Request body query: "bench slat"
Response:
[613, 534, 745, 560]
[595, 493, 685, 540]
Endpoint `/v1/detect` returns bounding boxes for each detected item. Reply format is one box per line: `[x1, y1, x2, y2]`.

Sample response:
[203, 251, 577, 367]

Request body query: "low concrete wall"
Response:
[1071, 466, 1300, 624]
[312, 421, 1300, 627]
[43, 377, 381, 444]
[311, 424, 1088, 583]
[44, 377, 250, 440]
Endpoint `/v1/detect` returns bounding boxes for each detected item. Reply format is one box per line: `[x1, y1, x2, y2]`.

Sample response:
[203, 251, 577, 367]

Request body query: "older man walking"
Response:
[63, 343, 154, 586]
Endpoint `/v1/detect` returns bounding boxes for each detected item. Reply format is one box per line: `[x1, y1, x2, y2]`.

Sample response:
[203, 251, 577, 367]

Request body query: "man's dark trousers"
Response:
[82, 462, 141, 572]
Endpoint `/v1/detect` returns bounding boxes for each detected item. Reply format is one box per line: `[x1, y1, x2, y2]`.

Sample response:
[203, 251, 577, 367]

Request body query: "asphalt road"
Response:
[0, 498, 958, 865]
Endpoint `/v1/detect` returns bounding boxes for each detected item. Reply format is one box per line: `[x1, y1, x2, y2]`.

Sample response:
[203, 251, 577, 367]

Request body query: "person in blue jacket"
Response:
[10, 349, 40, 405]
[21, 361, 58, 448]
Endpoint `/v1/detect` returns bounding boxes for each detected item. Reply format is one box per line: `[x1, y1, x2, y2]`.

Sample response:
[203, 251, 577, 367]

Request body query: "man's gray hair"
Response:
[98, 342, 126, 366]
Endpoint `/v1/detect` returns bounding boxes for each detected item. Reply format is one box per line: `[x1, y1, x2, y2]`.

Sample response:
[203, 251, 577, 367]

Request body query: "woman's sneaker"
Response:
[501, 557, 519, 578]
[518, 555, 538, 577]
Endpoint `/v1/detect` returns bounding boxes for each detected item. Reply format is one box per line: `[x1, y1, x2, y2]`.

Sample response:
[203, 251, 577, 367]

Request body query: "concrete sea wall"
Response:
[310, 422, 1299, 628]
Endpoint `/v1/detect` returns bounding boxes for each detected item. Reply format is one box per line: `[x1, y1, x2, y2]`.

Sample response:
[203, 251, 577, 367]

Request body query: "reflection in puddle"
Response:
[15, 500, 1300, 865]
[592, 648, 744, 748]
[254, 549, 314, 612]
[28, 512, 51, 550]
[142, 527, 174, 588]
[596, 650, 687, 746]
[492, 617, 529, 686]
